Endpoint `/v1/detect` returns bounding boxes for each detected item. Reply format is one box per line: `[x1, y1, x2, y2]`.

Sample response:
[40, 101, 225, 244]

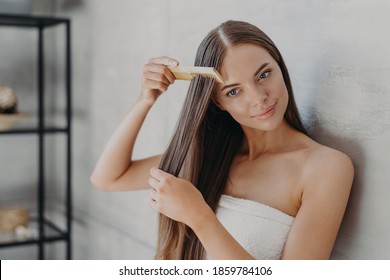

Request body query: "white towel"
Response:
[204, 194, 294, 260]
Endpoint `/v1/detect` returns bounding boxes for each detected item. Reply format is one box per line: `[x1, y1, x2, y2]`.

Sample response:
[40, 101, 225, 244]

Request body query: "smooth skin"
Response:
[91, 45, 354, 259]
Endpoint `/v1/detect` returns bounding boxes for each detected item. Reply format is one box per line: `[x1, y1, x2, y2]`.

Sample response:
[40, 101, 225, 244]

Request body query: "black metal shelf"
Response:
[0, 127, 68, 135]
[0, 13, 72, 259]
[0, 218, 67, 248]
[0, 13, 69, 28]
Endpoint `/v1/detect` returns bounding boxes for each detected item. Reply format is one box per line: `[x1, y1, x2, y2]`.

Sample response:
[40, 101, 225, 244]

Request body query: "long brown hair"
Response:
[156, 20, 307, 259]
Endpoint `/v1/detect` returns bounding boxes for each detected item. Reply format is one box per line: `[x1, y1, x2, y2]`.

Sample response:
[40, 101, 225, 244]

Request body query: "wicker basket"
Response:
[0, 206, 29, 231]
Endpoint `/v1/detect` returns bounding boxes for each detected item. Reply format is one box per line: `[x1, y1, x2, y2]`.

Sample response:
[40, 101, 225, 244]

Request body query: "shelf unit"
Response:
[0, 13, 72, 259]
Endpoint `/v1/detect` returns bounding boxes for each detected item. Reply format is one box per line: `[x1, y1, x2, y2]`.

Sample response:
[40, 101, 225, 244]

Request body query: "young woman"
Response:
[91, 20, 354, 260]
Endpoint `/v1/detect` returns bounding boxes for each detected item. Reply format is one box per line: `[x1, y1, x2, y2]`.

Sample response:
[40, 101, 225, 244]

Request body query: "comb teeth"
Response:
[168, 66, 225, 84]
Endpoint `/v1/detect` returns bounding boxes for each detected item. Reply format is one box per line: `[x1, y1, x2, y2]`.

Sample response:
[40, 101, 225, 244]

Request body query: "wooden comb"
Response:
[168, 66, 225, 84]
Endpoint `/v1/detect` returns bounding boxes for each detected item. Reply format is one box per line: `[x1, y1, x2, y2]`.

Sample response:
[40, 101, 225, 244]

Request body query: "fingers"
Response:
[145, 71, 172, 86]
[148, 176, 160, 190]
[149, 187, 158, 200]
[148, 56, 179, 67]
[145, 56, 178, 82]
[143, 79, 169, 93]
[148, 168, 175, 211]
[149, 167, 171, 182]
[148, 179, 160, 210]
[143, 63, 176, 85]
[142, 58, 178, 98]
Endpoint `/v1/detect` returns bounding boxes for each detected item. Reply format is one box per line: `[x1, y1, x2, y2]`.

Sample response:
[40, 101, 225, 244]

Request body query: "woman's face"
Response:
[214, 43, 289, 131]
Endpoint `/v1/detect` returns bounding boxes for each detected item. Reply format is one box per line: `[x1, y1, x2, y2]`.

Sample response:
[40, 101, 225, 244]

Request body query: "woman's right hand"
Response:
[141, 56, 179, 106]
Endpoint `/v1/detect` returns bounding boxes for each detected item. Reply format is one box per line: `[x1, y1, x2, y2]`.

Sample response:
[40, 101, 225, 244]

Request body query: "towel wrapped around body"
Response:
[204, 194, 295, 260]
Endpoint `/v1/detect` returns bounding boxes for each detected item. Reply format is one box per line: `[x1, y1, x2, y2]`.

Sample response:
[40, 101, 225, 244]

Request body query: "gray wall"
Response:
[1, 0, 389, 259]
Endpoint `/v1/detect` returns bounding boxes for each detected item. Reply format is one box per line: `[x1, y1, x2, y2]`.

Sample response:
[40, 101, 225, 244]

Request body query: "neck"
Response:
[240, 120, 298, 160]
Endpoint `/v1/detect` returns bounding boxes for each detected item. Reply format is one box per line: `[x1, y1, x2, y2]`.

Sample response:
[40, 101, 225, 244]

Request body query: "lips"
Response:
[253, 102, 277, 118]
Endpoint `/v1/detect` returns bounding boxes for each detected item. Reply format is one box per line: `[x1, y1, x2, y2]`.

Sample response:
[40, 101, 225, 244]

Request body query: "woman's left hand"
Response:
[148, 167, 211, 228]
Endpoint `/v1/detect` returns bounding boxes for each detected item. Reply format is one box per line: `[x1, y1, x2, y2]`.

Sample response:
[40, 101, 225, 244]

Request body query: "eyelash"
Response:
[256, 70, 271, 81]
[225, 69, 271, 97]
[226, 88, 240, 97]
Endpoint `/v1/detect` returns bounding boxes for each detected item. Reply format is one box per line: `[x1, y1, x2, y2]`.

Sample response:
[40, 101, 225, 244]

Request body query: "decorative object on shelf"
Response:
[0, 85, 26, 131]
[15, 225, 37, 240]
[0, 85, 18, 114]
[0, 206, 30, 232]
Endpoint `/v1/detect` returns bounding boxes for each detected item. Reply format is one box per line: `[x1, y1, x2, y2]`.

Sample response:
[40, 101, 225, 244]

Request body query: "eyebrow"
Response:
[254, 62, 270, 77]
[220, 62, 270, 91]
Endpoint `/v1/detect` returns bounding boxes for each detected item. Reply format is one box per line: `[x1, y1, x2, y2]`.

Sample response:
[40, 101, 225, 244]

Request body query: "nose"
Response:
[246, 84, 268, 106]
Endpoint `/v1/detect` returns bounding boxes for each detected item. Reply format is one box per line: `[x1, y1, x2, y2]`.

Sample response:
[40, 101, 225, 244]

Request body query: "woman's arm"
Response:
[281, 149, 354, 259]
[90, 57, 179, 191]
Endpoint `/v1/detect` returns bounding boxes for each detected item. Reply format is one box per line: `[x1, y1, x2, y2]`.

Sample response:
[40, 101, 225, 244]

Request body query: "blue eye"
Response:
[227, 88, 240, 97]
[258, 70, 271, 80]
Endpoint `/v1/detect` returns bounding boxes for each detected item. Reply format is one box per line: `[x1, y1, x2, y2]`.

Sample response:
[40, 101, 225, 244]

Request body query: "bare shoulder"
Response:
[301, 141, 355, 194]
[305, 143, 354, 178]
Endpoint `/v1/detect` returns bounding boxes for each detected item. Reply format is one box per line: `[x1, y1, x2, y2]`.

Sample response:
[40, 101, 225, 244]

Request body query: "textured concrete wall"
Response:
[1, 0, 389, 259]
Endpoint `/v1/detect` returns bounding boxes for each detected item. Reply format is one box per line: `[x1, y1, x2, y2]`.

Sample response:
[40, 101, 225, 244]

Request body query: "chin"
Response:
[248, 116, 284, 131]
[241, 122, 278, 132]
